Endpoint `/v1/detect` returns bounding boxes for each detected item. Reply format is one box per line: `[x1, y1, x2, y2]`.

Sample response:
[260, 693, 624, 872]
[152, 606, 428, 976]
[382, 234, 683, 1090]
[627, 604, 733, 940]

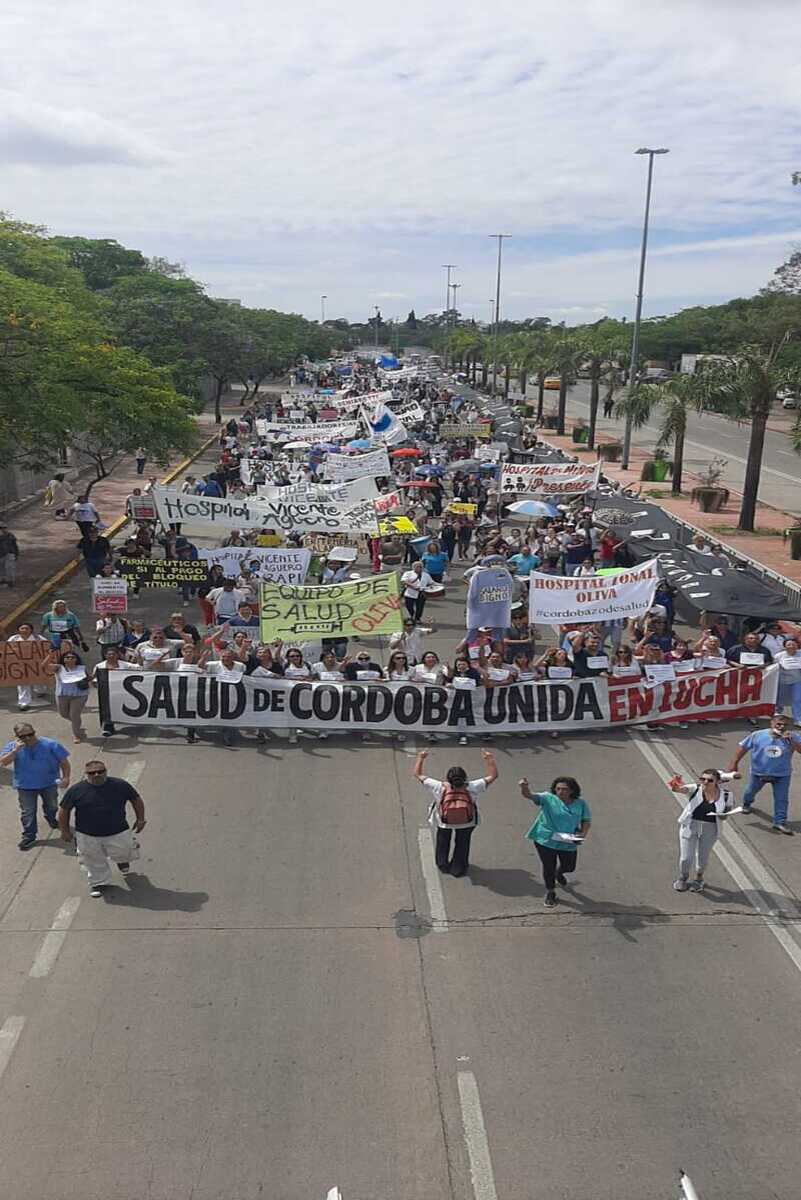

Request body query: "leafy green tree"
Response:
[761, 249, 801, 296]
[580, 320, 628, 449]
[48, 236, 149, 290]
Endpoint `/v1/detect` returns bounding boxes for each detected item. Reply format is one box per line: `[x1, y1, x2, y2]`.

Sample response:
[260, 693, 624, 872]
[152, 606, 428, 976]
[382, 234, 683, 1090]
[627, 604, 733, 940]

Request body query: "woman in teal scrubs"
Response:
[519, 776, 591, 909]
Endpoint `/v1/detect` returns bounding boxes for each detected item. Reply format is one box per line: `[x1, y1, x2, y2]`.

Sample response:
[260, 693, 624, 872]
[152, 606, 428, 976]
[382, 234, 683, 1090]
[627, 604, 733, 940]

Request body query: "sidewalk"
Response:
[0, 399, 241, 632]
[538, 427, 801, 584]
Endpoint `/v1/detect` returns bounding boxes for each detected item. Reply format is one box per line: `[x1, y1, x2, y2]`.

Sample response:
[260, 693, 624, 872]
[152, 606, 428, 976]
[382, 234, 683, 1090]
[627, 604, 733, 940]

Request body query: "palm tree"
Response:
[703, 336, 800, 530]
[550, 337, 584, 435]
[615, 373, 709, 496]
[580, 321, 628, 450]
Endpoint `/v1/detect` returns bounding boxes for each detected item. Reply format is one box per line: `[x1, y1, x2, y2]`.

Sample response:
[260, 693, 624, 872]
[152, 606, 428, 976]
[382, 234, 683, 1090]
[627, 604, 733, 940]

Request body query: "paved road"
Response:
[530, 381, 801, 516]
[2, 446, 801, 1197]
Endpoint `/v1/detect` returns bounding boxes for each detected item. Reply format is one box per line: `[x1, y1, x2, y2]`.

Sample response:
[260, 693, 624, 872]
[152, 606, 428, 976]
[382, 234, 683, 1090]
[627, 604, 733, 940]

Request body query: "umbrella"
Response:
[398, 480, 437, 489]
[390, 448, 420, 458]
[282, 440, 312, 450]
[444, 458, 480, 474]
[313, 442, 339, 452]
[346, 438, 372, 450]
[507, 500, 560, 519]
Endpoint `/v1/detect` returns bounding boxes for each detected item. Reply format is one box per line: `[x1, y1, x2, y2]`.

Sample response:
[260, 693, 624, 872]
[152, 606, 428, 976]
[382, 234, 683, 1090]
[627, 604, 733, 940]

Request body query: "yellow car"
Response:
[543, 376, 561, 390]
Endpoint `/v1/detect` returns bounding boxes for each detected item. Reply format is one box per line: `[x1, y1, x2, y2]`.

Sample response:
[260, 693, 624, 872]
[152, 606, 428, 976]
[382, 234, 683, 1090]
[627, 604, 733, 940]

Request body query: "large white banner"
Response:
[501, 461, 601, 495]
[529, 559, 660, 624]
[101, 665, 777, 734]
[390, 400, 425, 424]
[257, 477, 377, 505]
[152, 487, 379, 536]
[324, 448, 391, 483]
[198, 547, 311, 583]
[255, 419, 359, 442]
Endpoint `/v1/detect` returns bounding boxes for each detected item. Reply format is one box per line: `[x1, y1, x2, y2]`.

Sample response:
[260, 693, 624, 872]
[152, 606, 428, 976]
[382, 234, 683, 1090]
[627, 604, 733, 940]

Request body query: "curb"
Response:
[0, 430, 220, 635]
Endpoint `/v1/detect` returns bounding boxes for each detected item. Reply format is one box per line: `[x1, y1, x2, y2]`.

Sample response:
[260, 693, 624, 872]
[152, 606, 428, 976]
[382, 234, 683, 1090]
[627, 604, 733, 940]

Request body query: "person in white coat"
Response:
[671, 768, 740, 892]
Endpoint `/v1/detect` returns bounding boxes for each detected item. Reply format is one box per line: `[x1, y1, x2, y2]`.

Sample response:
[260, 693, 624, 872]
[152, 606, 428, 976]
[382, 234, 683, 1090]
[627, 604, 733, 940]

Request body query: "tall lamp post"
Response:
[442, 263, 456, 367]
[320, 294, 327, 324]
[621, 147, 669, 469]
[489, 234, 511, 396]
[373, 305, 380, 354]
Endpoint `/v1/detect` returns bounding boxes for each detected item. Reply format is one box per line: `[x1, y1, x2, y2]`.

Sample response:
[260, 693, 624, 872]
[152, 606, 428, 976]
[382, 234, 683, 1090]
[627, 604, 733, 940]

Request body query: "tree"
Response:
[406, 309, 417, 329]
[48, 236, 149, 291]
[703, 338, 801, 531]
[550, 336, 584, 435]
[0, 265, 196, 483]
[761, 250, 801, 296]
[614, 373, 709, 495]
[580, 320, 628, 450]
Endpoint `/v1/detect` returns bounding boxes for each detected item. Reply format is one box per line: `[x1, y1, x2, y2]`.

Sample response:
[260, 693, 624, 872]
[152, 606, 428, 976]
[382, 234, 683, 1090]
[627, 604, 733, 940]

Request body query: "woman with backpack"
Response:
[413, 747, 497, 878]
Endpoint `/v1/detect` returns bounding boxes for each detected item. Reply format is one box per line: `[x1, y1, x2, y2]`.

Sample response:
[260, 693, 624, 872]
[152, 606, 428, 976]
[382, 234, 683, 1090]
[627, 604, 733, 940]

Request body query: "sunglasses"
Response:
[19, 732, 35, 739]
[86, 769, 107, 777]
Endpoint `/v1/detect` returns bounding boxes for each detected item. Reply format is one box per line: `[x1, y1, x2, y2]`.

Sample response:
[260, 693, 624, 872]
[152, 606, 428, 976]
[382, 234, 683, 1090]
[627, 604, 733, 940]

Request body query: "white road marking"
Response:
[123, 761, 146, 788]
[457, 1070, 499, 1200]
[29, 896, 81, 979]
[0, 1016, 25, 1082]
[417, 827, 449, 932]
[628, 731, 801, 972]
[777, 449, 797, 457]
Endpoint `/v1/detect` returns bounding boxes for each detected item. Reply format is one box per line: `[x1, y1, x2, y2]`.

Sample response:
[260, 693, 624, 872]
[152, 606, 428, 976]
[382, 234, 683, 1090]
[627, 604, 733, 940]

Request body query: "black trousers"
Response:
[405, 594, 426, 623]
[457, 530, 472, 557]
[534, 843, 577, 891]
[435, 826, 474, 875]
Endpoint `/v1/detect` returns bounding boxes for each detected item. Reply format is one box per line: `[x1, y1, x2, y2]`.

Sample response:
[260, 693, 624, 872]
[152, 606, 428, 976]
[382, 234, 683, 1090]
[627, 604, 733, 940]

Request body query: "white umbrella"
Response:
[282, 440, 312, 450]
[506, 500, 560, 519]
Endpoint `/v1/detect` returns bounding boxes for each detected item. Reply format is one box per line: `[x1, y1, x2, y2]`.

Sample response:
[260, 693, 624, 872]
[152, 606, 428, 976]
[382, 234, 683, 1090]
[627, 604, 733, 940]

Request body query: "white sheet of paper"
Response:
[702, 656, 727, 670]
[547, 666, 573, 679]
[739, 652, 766, 667]
[488, 667, 511, 681]
[612, 664, 640, 677]
[356, 670, 380, 680]
[554, 832, 583, 843]
[586, 655, 609, 669]
[452, 676, 477, 690]
[645, 663, 677, 683]
[781, 656, 801, 669]
[674, 659, 697, 674]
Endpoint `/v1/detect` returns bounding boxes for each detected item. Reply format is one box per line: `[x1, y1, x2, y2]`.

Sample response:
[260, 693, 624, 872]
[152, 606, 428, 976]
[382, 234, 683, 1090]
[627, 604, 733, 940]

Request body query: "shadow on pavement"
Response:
[467, 865, 542, 897]
[103, 873, 209, 912]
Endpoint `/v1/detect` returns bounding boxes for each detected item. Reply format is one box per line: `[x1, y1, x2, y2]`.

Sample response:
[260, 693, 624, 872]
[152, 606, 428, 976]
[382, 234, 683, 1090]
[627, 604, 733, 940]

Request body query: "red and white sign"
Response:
[501, 461, 601, 496]
[93, 578, 128, 614]
[608, 665, 777, 727]
[374, 490, 401, 516]
[128, 494, 157, 521]
[529, 559, 659, 624]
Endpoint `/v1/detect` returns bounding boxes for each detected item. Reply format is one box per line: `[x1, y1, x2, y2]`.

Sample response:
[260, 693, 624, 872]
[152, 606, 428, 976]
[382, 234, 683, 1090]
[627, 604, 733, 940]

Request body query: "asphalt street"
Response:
[1, 445, 801, 1198]
[523, 380, 801, 516]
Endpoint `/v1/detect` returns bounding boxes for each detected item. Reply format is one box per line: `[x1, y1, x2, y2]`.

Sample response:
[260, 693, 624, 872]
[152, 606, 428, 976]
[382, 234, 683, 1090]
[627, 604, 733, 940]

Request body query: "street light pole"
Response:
[489, 234, 511, 396]
[373, 305, 380, 354]
[621, 147, 669, 469]
[450, 283, 461, 367]
[320, 294, 327, 324]
[442, 264, 456, 368]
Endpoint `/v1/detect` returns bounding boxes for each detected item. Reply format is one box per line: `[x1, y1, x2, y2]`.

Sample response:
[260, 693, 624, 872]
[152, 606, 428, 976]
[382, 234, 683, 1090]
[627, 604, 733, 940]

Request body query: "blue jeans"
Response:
[18, 785, 59, 841]
[776, 678, 801, 724]
[742, 774, 791, 825]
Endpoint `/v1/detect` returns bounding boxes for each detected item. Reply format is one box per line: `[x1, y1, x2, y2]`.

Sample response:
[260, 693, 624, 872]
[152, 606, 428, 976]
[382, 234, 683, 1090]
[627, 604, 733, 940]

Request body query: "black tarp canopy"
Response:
[592, 495, 798, 620]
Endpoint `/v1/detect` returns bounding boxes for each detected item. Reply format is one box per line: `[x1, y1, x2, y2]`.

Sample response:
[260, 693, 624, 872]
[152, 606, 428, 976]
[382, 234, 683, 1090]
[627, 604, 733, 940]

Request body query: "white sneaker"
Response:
[673, 877, 689, 892]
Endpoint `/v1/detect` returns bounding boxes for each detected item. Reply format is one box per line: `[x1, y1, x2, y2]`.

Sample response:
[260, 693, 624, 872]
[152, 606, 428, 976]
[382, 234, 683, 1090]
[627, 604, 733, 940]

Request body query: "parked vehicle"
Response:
[778, 388, 799, 409]
[543, 376, 561, 390]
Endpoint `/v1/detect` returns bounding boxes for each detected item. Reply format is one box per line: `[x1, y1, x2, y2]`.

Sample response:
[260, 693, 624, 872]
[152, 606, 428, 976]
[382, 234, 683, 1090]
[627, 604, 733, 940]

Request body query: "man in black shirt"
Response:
[59, 760, 146, 897]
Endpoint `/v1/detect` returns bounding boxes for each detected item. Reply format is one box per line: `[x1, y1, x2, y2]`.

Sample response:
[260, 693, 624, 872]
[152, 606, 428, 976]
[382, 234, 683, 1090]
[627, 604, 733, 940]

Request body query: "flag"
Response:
[362, 402, 407, 445]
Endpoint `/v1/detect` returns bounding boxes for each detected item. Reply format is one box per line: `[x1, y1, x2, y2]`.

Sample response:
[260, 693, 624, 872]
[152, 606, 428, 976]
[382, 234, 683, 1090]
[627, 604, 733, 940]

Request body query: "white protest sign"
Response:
[257, 477, 377, 506]
[529, 559, 659, 624]
[198, 547, 311, 583]
[256, 419, 359, 442]
[151, 487, 379, 536]
[501, 461, 601, 495]
[93, 577, 128, 614]
[324, 448, 390, 483]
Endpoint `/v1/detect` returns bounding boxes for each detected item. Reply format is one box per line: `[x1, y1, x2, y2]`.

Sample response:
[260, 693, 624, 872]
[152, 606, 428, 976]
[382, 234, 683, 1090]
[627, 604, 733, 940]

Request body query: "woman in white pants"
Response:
[8, 622, 50, 710]
[671, 768, 739, 892]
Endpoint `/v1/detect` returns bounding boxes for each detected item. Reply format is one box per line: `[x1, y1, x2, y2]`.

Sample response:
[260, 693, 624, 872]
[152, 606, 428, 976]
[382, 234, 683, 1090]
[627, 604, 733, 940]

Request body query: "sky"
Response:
[3, 0, 801, 326]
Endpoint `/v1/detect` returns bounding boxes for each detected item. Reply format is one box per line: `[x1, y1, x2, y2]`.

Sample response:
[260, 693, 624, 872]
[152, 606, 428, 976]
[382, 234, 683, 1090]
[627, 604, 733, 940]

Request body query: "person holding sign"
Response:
[414, 748, 497, 878]
[772, 637, 801, 726]
[520, 776, 591, 908]
[726, 630, 773, 668]
[670, 768, 739, 892]
[43, 650, 90, 743]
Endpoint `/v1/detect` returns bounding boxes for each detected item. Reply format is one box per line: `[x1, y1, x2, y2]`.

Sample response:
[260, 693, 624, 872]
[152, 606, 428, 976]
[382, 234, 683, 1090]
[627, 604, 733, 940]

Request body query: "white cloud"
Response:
[1, 0, 800, 317]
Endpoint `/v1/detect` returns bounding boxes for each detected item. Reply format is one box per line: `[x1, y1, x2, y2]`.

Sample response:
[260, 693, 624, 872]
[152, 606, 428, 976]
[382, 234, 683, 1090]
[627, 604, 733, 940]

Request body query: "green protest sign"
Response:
[259, 573, 402, 640]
